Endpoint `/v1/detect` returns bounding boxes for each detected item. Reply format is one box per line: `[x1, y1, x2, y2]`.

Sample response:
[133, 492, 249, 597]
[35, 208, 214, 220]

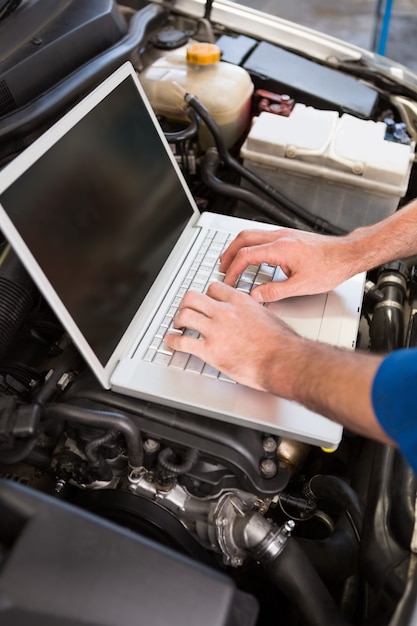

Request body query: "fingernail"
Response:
[252, 291, 264, 303]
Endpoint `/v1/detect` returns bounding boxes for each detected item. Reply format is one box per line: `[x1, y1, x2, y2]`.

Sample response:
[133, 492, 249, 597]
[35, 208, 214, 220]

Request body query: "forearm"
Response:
[342, 197, 417, 275]
[265, 337, 394, 445]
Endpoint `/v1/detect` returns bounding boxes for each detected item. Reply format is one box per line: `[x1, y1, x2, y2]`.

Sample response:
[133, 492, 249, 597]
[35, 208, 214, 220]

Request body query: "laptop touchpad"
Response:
[265, 293, 328, 341]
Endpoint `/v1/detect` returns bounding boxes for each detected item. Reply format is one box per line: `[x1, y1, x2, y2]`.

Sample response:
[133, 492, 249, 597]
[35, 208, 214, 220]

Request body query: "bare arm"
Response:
[165, 282, 394, 446]
[220, 197, 417, 302]
[166, 200, 417, 445]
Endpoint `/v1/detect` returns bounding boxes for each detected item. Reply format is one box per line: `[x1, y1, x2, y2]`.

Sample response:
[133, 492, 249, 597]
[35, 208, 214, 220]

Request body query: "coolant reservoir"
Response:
[140, 42, 254, 149]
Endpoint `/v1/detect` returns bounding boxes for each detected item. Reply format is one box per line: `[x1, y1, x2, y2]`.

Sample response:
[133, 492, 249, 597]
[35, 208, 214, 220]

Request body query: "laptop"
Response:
[0, 61, 365, 450]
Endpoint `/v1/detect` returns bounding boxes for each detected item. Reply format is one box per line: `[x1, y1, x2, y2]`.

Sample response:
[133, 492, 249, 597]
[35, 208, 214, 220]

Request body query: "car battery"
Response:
[240, 104, 415, 231]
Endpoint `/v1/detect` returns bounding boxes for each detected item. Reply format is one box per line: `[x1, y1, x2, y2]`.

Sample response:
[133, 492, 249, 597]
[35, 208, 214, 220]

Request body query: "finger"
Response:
[251, 279, 294, 303]
[177, 290, 217, 316]
[205, 280, 238, 302]
[223, 242, 285, 287]
[171, 306, 211, 336]
[165, 330, 206, 360]
[251, 276, 317, 302]
[220, 229, 281, 272]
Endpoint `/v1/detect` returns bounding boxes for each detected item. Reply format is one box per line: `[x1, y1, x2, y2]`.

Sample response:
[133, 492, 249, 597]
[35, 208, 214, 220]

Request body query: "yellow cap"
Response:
[186, 43, 221, 65]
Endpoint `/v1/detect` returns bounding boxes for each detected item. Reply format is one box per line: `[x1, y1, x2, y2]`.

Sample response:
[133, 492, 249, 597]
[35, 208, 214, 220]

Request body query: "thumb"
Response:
[251, 279, 300, 303]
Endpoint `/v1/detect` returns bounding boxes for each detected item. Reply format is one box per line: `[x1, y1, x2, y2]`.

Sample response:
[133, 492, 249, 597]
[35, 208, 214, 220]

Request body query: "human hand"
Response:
[164, 281, 301, 395]
[220, 228, 354, 302]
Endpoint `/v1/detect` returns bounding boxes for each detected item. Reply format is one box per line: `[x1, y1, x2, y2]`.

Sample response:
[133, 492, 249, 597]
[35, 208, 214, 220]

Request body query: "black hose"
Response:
[203, 0, 214, 20]
[163, 109, 200, 143]
[84, 430, 118, 467]
[370, 262, 408, 353]
[158, 446, 199, 475]
[201, 148, 314, 229]
[264, 538, 352, 626]
[41, 403, 144, 468]
[0, 5, 168, 143]
[361, 444, 409, 601]
[388, 559, 417, 626]
[390, 453, 417, 550]
[185, 93, 346, 235]
[303, 474, 364, 539]
[62, 382, 291, 496]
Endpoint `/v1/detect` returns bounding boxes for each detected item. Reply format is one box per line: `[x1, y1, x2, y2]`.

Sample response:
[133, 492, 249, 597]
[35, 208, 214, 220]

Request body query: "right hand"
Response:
[220, 228, 355, 302]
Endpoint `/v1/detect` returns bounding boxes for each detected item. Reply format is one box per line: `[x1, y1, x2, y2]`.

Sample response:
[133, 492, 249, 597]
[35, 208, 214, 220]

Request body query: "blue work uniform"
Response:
[372, 348, 417, 474]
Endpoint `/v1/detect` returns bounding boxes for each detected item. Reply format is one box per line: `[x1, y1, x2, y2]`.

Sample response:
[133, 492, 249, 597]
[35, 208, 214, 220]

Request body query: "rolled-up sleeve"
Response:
[372, 348, 417, 473]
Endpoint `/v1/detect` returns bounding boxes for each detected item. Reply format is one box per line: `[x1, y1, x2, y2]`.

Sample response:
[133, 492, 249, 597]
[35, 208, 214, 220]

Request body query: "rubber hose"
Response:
[387, 561, 417, 626]
[163, 109, 200, 143]
[303, 474, 364, 538]
[84, 430, 118, 466]
[62, 382, 292, 496]
[201, 148, 313, 229]
[185, 93, 346, 235]
[41, 403, 144, 468]
[263, 538, 352, 626]
[369, 262, 407, 353]
[158, 446, 199, 475]
[361, 444, 409, 600]
[297, 526, 358, 584]
[390, 453, 417, 550]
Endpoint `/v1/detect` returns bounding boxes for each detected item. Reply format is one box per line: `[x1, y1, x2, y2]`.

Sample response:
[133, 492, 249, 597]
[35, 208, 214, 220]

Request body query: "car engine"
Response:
[1, 1, 417, 625]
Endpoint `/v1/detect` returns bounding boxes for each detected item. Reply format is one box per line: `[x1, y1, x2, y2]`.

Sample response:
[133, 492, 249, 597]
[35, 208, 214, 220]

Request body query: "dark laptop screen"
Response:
[0, 76, 193, 364]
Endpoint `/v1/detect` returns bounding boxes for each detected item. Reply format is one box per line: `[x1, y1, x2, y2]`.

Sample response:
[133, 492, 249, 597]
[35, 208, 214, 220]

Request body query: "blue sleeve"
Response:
[372, 348, 417, 474]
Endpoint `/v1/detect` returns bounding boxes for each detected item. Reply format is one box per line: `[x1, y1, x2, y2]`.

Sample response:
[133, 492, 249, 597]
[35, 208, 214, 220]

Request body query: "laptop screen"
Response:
[0, 76, 193, 365]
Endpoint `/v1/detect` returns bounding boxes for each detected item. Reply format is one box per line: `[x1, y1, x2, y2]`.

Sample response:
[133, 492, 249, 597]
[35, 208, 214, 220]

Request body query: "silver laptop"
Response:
[0, 62, 365, 450]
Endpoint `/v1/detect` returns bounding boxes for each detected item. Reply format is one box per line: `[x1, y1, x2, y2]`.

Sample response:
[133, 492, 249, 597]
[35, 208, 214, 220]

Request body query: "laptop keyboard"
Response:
[143, 229, 279, 382]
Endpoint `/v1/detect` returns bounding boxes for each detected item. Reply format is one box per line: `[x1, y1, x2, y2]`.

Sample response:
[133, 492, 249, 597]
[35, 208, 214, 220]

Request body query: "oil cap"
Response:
[186, 43, 221, 65]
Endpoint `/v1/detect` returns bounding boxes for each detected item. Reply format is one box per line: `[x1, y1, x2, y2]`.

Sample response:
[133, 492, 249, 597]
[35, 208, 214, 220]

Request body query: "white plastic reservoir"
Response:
[140, 43, 254, 149]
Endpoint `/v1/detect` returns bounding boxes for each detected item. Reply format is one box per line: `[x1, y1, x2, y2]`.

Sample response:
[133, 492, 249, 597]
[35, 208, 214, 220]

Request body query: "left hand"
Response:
[165, 281, 299, 394]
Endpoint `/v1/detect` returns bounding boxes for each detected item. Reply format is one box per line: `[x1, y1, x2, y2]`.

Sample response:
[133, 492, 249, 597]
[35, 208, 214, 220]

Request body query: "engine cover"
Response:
[0, 0, 127, 116]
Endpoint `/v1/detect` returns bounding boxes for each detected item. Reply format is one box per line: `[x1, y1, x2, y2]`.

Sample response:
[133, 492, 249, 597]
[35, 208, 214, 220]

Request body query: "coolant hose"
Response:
[390, 452, 417, 550]
[158, 446, 199, 475]
[264, 538, 352, 626]
[369, 261, 408, 352]
[303, 474, 364, 539]
[163, 109, 200, 143]
[185, 93, 345, 235]
[84, 430, 118, 467]
[41, 403, 144, 469]
[297, 525, 358, 585]
[201, 148, 313, 229]
[361, 444, 410, 600]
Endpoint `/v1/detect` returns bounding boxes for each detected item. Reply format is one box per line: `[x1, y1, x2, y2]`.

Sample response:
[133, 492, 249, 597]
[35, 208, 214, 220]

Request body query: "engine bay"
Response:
[1, 2, 417, 625]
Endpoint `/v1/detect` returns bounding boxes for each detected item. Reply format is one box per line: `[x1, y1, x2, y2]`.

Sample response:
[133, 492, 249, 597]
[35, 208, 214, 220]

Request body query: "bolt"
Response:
[260, 458, 277, 478]
[55, 478, 66, 494]
[283, 520, 295, 536]
[262, 436, 278, 454]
